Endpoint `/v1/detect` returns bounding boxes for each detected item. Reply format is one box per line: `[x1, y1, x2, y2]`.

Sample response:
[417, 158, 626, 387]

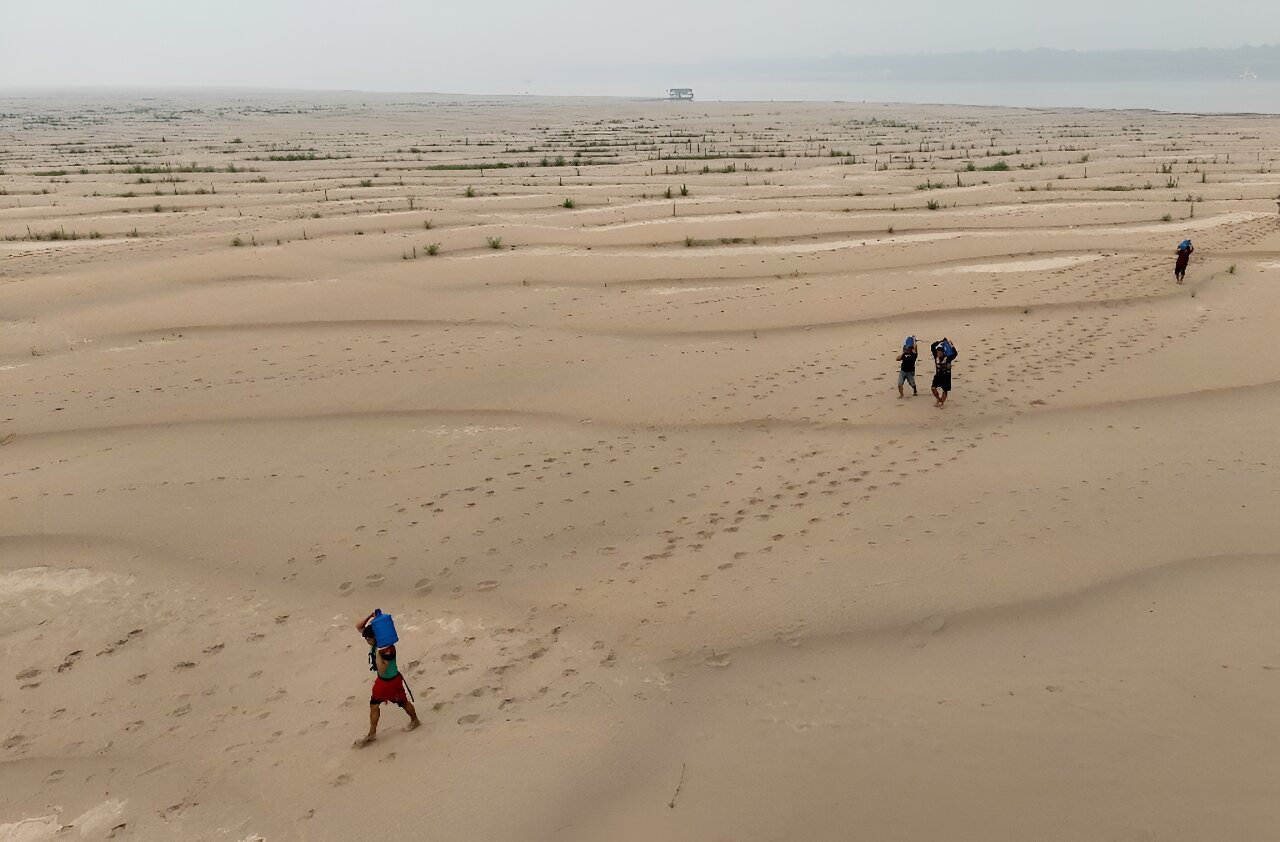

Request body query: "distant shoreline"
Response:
[2, 83, 1278, 116]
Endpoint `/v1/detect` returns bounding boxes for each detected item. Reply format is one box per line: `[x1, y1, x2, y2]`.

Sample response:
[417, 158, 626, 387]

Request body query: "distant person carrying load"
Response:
[896, 336, 919, 398]
[1174, 239, 1194, 284]
[930, 338, 957, 408]
[355, 608, 421, 747]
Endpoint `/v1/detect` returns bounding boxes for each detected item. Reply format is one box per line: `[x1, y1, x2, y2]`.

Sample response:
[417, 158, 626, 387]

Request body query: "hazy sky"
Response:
[0, 0, 1273, 95]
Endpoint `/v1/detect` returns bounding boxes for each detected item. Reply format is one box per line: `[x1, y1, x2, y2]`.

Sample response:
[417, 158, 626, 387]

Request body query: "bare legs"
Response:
[356, 700, 421, 747]
[932, 386, 948, 408]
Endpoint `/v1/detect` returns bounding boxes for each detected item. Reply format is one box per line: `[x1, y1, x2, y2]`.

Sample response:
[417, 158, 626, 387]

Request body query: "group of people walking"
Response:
[896, 336, 957, 408]
[889, 238, 1195, 408]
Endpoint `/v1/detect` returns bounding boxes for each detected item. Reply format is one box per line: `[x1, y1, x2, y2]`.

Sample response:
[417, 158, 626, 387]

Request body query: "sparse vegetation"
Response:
[426, 243, 440, 256]
[464, 186, 476, 198]
[926, 199, 940, 210]
[684, 236, 746, 247]
[680, 184, 689, 196]
[425, 162, 525, 171]
[1228, 263, 1237, 274]
[978, 161, 1010, 171]
[1161, 213, 1173, 222]
[265, 152, 325, 161]
[486, 236, 503, 249]
[231, 236, 244, 247]
[360, 179, 373, 188]
[561, 198, 576, 208]
[3, 226, 106, 242]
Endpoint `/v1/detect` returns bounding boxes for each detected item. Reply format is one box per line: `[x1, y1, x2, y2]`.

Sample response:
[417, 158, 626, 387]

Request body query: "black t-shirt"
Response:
[931, 342, 953, 374]
[900, 348, 917, 373]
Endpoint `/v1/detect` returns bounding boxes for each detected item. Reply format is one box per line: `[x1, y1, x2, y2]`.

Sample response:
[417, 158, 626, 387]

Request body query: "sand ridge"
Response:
[2, 92, 1280, 840]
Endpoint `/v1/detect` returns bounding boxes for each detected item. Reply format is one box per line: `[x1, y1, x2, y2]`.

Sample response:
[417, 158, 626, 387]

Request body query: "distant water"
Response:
[691, 78, 1280, 114]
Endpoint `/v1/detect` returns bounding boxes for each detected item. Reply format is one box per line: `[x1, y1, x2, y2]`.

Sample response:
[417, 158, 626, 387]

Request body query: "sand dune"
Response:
[2, 93, 1280, 841]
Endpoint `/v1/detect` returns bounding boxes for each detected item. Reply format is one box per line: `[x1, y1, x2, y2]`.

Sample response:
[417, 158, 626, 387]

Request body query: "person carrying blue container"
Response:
[896, 336, 919, 398]
[930, 337, 958, 408]
[1174, 239, 1193, 283]
[355, 608, 420, 747]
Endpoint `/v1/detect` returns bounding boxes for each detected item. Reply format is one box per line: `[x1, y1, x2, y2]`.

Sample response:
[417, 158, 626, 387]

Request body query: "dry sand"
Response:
[2, 91, 1280, 841]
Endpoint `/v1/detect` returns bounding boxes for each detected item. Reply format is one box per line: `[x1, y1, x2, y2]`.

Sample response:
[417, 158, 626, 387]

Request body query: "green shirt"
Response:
[369, 645, 398, 680]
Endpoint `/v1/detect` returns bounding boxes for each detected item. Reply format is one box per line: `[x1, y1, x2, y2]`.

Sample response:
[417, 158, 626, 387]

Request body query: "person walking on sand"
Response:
[355, 609, 420, 747]
[1174, 239, 1194, 283]
[930, 337, 957, 408]
[896, 336, 918, 398]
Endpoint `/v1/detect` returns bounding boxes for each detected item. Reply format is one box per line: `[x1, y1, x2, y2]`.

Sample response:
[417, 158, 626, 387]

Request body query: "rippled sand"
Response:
[3, 92, 1280, 841]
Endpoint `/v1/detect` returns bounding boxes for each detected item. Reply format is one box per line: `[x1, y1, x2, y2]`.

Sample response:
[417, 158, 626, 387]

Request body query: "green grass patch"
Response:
[4, 227, 87, 241]
[263, 152, 329, 161]
[684, 236, 746, 247]
[424, 162, 527, 171]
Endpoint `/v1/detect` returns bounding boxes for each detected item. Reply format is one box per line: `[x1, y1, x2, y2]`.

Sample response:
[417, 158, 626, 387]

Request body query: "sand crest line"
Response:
[663, 553, 1280, 665]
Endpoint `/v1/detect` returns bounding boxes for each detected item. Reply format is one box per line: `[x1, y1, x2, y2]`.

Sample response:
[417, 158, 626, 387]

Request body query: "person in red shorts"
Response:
[354, 609, 421, 747]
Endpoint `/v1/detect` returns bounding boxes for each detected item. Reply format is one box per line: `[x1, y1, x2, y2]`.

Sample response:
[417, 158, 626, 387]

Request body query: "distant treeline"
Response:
[752, 45, 1280, 83]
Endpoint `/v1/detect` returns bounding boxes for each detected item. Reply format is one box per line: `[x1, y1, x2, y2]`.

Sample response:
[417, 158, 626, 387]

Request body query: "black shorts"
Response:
[932, 373, 952, 391]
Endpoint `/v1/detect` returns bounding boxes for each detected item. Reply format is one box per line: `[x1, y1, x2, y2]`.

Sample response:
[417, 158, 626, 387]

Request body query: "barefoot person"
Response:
[355, 609, 420, 747]
[896, 336, 918, 398]
[1174, 239, 1194, 283]
[930, 338, 957, 408]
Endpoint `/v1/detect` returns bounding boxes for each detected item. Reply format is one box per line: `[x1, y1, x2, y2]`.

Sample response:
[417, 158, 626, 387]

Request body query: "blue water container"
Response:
[368, 611, 399, 647]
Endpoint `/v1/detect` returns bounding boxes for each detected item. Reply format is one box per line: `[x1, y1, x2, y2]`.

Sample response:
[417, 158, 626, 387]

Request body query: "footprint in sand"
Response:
[365, 573, 386, 587]
[475, 580, 500, 592]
